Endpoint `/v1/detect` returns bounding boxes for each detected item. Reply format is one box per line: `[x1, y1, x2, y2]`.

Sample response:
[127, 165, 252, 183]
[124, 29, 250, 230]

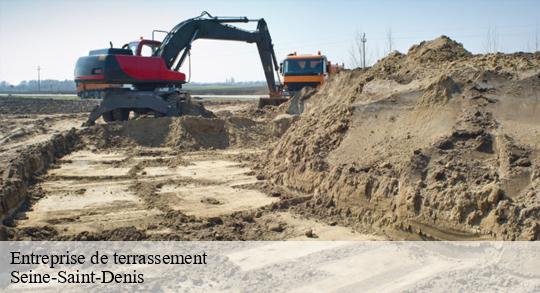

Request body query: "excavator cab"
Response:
[126, 39, 162, 57]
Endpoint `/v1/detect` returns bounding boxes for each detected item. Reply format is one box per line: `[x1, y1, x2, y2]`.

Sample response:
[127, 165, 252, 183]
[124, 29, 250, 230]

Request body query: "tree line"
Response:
[0, 80, 266, 93]
[0, 80, 76, 93]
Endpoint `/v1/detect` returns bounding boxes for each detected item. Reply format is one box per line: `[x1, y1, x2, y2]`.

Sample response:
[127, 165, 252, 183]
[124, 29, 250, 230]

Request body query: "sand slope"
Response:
[265, 36, 540, 240]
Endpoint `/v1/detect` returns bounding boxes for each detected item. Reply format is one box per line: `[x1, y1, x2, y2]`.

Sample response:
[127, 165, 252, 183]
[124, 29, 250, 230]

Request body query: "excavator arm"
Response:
[155, 12, 282, 96]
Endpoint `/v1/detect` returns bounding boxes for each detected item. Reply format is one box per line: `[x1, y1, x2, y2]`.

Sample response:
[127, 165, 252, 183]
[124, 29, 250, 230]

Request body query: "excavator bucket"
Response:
[286, 92, 303, 115]
[258, 97, 288, 108]
[285, 87, 317, 115]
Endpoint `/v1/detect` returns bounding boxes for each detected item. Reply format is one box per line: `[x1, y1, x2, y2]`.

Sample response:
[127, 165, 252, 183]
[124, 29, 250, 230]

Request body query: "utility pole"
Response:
[361, 33, 367, 68]
[37, 65, 41, 92]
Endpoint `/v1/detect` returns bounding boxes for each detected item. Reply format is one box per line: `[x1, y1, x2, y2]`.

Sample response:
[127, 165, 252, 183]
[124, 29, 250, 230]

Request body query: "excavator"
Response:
[74, 12, 285, 125]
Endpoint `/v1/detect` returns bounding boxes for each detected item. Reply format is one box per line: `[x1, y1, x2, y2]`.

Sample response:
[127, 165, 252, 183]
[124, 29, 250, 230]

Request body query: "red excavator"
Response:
[74, 12, 285, 125]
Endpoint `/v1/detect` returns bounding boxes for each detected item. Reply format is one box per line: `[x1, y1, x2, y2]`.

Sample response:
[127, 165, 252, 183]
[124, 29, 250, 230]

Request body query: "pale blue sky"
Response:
[0, 0, 538, 84]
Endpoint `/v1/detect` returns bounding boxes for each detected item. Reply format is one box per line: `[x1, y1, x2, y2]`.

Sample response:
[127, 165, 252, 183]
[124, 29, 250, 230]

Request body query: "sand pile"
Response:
[263, 36, 540, 240]
[407, 35, 472, 63]
[82, 115, 288, 150]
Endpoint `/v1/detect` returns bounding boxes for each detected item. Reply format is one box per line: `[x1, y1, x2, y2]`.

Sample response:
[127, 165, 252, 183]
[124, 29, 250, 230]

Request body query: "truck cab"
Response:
[280, 51, 344, 96]
[281, 52, 327, 94]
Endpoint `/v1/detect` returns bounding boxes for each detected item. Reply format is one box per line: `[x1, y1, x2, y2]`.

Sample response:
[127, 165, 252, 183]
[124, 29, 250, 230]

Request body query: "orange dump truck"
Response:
[280, 52, 343, 114]
[280, 51, 343, 96]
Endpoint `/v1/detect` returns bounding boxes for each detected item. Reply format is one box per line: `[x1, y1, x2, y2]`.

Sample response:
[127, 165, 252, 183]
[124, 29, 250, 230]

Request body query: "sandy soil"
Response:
[0, 113, 87, 175]
[11, 144, 375, 240]
[264, 36, 540, 240]
[1, 99, 380, 241]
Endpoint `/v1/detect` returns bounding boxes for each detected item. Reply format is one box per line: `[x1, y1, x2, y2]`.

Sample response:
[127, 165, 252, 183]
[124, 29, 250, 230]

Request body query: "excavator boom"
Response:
[156, 12, 281, 95]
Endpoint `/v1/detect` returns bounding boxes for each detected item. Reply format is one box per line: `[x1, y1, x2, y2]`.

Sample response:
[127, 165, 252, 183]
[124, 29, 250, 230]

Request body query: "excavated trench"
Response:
[2, 115, 384, 240]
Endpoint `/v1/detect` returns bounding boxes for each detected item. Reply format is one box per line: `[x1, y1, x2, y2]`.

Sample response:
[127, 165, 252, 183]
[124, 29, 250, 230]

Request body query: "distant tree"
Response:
[534, 24, 540, 52]
[0, 79, 76, 92]
[484, 26, 499, 53]
[386, 28, 394, 54]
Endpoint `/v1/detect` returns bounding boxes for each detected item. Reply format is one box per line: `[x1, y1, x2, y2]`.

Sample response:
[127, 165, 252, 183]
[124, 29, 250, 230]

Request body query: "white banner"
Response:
[1, 241, 540, 292]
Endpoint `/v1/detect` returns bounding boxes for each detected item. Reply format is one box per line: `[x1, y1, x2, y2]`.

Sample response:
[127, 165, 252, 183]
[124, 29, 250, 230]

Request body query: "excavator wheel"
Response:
[102, 111, 114, 122]
[102, 109, 130, 122]
[154, 111, 166, 118]
[112, 109, 130, 121]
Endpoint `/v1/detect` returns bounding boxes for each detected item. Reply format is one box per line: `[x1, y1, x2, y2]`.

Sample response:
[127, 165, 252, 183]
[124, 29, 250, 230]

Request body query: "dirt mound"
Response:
[0, 97, 100, 114]
[81, 114, 288, 150]
[180, 101, 216, 118]
[368, 37, 537, 85]
[416, 75, 461, 106]
[407, 35, 472, 63]
[167, 117, 228, 149]
[263, 36, 540, 240]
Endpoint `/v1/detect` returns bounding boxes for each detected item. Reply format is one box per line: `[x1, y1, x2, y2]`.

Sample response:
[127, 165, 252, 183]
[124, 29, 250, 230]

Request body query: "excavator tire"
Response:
[102, 111, 114, 122]
[112, 108, 130, 121]
[154, 111, 166, 118]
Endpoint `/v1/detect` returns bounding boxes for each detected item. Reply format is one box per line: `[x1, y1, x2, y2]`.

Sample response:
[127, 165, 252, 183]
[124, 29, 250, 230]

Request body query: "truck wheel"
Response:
[112, 109, 130, 121]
